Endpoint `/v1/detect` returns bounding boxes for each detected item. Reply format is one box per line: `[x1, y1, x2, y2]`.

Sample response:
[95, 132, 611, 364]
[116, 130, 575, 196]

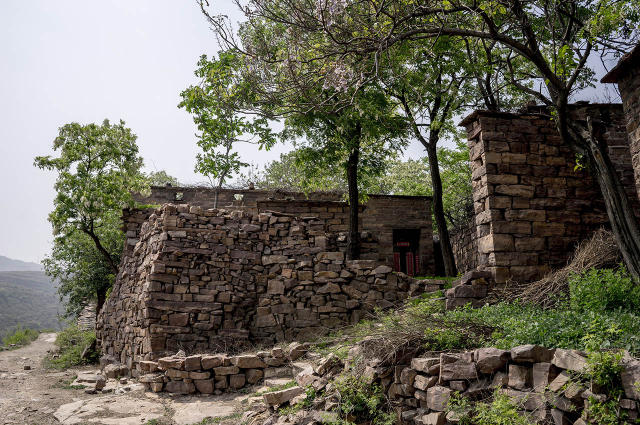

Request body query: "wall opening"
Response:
[393, 228, 420, 276]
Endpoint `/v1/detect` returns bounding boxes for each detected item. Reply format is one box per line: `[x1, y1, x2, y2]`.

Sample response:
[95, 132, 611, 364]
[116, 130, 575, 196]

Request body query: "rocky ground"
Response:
[0, 333, 296, 425]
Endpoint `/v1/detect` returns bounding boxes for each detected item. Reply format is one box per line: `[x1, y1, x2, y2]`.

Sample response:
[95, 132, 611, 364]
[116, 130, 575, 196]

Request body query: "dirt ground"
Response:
[0, 333, 270, 425]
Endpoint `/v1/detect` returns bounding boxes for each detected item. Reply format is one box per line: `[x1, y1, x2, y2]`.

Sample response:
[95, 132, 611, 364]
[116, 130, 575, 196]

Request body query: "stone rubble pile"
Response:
[243, 343, 640, 425]
[97, 204, 442, 372]
[444, 270, 492, 310]
[135, 342, 310, 395]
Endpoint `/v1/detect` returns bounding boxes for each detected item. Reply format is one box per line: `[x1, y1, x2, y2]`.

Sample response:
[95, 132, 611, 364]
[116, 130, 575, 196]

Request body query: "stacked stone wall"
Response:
[380, 345, 640, 424]
[617, 60, 640, 200]
[133, 189, 435, 276]
[459, 104, 638, 284]
[97, 204, 441, 370]
[450, 218, 479, 273]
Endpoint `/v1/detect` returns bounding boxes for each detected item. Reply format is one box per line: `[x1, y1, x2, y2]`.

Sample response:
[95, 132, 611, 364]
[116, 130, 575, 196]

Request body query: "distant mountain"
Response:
[0, 270, 63, 342]
[0, 255, 43, 272]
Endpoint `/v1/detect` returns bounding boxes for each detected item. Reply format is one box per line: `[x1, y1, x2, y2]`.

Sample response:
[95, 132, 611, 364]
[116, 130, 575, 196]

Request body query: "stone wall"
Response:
[376, 345, 640, 424]
[450, 218, 479, 274]
[134, 188, 435, 276]
[97, 204, 442, 370]
[603, 44, 640, 201]
[458, 104, 638, 284]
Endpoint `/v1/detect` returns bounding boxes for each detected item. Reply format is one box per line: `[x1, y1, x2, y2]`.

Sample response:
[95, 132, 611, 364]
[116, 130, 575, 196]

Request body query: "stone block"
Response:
[229, 374, 246, 389]
[232, 355, 267, 369]
[184, 355, 202, 371]
[194, 379, 214, 394]
[427, 386, 451, 411]
[510, 345, 554, 363]
[508, 364, 531, 389]
[552, 349, 587, 372]
[475, 348, 509, 374]
[263, 386, 304, 406]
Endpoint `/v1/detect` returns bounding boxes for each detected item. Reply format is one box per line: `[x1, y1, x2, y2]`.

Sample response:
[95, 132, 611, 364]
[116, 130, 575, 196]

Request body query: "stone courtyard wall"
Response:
[133, 189, 435, 276]
[459, 104, 638, 284]
[97, 204, 440, 370]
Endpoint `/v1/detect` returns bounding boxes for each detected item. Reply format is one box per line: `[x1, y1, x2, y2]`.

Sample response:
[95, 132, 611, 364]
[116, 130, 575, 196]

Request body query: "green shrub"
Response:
[45, 325, 98, 369]
[569, 267, 640, 313]
[331, 375, 394, 425]
[473, 392, 534, 425]
[1, 327, 39, 348]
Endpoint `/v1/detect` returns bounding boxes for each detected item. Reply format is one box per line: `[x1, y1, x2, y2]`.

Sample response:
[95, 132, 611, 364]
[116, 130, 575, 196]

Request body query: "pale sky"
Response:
[0, 1, 623, 264]
[0, 1, 290, 263]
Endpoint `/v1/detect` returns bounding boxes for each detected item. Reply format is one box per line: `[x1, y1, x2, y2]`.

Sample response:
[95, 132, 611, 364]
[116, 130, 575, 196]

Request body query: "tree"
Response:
[281, 87, 409, 259]
[146, 170, 180, 187]
[179, 52, 276, 206]
[203, 0, 640, 281]
[43, 216, 122, 317]
[35, 119, 147, 312]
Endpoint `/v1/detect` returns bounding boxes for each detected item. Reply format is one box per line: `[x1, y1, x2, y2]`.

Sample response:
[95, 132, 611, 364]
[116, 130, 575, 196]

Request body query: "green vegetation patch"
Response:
[45, 325, 99, 369]
[1, 327, 39, 349]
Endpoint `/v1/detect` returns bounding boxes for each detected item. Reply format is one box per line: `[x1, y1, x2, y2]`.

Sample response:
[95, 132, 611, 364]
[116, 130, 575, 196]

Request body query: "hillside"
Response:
[0, 255, 43, 272]
[0, 270, 63, 342]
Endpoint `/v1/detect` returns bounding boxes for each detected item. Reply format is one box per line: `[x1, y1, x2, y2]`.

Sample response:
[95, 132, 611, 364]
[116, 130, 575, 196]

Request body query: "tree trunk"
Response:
[346, 145, 360, 260]
[83, 228, 119, 275]
[556, 106, 640, 282]
[585, 119, 640, 282]
[425, 139, 457, 276]
[96, 286, 107, 315]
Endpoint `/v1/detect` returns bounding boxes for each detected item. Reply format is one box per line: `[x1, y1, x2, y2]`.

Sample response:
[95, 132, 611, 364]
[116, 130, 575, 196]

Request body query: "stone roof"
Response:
[601, 43, 640, 83]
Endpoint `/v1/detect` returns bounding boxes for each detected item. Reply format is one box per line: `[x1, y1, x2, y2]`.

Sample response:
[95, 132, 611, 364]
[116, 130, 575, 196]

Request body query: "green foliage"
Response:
[146, 170, 180, 187]
[35, 119, 146, 313]
[1, 327, 39, 348]
[447, 391, 534, 425]
[569, 267, 640, 314]
[584, 396, 630, 425]
[473, 392, 534, 425]
[330, 375, 394, 425]
[446, 301, 640, 355]
[45, 325, 98, 369]
[0, 271, 63, 340]
[179, 51, 275, 188]
[44, 226, 120, 317]
[586, 350, 624, 391]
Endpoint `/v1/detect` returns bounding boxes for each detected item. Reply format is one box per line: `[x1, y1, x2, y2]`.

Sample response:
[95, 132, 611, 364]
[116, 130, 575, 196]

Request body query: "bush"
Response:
[331, 375, 394, 425]
[448, 391, 534, 425]
[45, 325, 98, 369]
[1, 327, 39, 348]
[569, 267, 640, 313]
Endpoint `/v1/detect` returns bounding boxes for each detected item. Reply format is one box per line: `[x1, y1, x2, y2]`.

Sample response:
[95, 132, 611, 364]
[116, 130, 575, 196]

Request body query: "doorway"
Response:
[392, 228, 420, 276]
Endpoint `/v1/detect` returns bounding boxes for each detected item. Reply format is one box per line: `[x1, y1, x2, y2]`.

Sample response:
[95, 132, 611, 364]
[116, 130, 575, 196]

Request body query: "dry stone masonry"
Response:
[456, 104, 639, 285]
[603, 43, 640, 201]
[97, 204, 442, 371]
[293, 344, 640, 425]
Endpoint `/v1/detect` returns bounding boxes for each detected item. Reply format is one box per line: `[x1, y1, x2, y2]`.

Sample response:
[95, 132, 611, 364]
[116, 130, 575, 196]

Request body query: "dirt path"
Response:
[0, 332, 86, 425]
[0, 334, 274, 425]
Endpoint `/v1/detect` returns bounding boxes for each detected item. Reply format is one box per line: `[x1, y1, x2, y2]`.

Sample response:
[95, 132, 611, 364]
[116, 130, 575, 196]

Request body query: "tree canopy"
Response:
[35, 119, 147, 312]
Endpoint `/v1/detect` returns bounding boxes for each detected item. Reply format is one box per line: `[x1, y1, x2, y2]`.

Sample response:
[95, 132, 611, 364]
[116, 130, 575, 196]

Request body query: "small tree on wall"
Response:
[35, 119, 147, 313]
[179, 52, 276, 207]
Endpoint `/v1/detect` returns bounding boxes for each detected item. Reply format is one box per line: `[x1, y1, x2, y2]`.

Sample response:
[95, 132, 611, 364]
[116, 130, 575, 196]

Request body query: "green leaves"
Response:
[34, 119, 146, 239]
[179, 51, 275, 187]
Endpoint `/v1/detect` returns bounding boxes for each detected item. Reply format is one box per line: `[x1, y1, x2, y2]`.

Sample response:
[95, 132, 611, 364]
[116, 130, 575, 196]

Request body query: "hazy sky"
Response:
[0, 1, 287, 263]
[0, 1, 624, 264]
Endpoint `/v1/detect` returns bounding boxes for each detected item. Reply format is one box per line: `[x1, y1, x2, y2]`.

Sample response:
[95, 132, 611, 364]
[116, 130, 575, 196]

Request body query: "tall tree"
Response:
[282, 88, 408, 259]
[35, 119, 147, 312]
[204, 0, 640, 281]
[179, 52, 275, 206]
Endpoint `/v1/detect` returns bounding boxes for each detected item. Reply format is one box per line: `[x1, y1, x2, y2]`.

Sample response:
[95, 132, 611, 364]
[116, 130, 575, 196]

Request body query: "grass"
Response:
[313, 267, 640, 371]
[185, 413, 243, 425]
[1, 327, 40, 349]
[45, 324, 99, 369]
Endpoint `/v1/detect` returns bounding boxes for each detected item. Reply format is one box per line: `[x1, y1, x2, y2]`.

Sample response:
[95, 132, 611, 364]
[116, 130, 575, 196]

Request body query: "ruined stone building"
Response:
[98, 44, 640, 371]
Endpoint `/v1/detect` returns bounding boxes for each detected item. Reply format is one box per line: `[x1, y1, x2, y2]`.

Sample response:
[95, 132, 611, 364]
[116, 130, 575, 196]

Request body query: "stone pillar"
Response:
[459, 106, 634, 285]
[602, 43, 640, 201]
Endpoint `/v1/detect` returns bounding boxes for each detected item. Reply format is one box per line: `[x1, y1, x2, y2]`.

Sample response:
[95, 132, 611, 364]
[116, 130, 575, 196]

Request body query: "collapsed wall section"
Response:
[459, 105, 637, 284]
[97, 204, 438, 369]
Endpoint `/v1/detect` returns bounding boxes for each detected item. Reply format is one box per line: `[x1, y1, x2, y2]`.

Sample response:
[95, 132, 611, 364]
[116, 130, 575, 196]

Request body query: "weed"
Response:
[1, 327, 39, 348]
[45, 325, 98, 369]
